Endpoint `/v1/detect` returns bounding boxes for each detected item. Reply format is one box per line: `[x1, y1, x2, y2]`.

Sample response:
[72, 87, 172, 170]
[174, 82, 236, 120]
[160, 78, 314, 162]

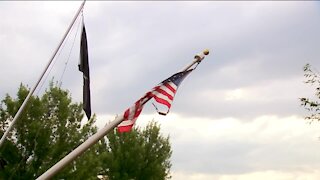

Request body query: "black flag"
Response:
[79, 23, 91, 119]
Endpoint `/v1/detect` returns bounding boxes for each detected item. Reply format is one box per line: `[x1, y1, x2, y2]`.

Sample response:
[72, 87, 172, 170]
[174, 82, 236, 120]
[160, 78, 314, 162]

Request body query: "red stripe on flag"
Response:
[164, 83, 176, 94]
[153, 95, 172, 108]
[123, 108, 130, 120]
[118, 124, 133, 132]
[154, 87, 174, 100]
[134, 108, 142, 119]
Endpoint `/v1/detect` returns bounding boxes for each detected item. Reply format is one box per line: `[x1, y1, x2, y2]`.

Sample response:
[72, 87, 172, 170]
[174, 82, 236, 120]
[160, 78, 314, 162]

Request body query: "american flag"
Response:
[117, 69, 193, 132]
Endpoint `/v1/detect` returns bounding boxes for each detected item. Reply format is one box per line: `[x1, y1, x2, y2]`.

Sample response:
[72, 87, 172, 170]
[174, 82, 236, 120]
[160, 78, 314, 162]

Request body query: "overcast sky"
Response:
[1, 1, 320, 180]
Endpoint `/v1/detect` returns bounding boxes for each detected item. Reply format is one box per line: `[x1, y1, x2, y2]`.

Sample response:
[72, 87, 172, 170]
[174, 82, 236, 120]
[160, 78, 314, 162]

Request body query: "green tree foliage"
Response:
[0, 82, 103, 179]
[101, 121, 172, 180]
[300, 63, 320, 121]
[0, 82, 172, 179]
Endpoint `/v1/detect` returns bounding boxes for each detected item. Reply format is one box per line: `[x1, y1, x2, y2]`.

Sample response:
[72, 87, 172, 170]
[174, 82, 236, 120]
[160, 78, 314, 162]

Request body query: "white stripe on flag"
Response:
[119, 119, 135, 126]
[166, 82, 178, 92]
[158, 85, 176, 97]
[152, 91, 174, 104]
[128, 106, 136, 120]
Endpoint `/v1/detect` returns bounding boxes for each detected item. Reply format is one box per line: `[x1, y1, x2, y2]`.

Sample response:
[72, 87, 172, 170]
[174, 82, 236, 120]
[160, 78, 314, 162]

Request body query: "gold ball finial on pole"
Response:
[194, 49, 210, 63]
[203, 49, 209, 55]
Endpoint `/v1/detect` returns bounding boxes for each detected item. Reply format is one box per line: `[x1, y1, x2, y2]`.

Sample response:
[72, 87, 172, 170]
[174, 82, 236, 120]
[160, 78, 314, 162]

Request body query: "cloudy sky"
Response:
[1, 1, 320, 180]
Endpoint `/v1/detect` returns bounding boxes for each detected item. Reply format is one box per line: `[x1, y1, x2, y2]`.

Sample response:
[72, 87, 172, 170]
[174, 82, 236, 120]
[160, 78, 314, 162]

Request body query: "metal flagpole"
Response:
[37, 115, 124, 180]
[36, 49, 210, 180]
[0, 1, 86, 148]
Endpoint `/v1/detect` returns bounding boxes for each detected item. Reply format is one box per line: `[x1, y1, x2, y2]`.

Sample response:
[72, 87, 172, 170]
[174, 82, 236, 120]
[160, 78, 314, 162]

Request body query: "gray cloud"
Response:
[171, 137, 320, 175]
[79, 1, 320, 118]
[2, 2, 319, 117]
[156, 115, 320, 176]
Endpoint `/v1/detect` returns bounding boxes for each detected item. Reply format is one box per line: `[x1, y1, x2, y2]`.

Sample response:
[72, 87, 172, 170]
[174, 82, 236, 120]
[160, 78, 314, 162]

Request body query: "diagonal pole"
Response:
[36, 49, 209, 180]
[0, 1, 86, 148]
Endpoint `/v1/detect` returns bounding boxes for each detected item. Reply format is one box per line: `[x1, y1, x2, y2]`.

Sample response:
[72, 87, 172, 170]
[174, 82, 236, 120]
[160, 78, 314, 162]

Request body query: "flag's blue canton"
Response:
[162, 69, 193, 87]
